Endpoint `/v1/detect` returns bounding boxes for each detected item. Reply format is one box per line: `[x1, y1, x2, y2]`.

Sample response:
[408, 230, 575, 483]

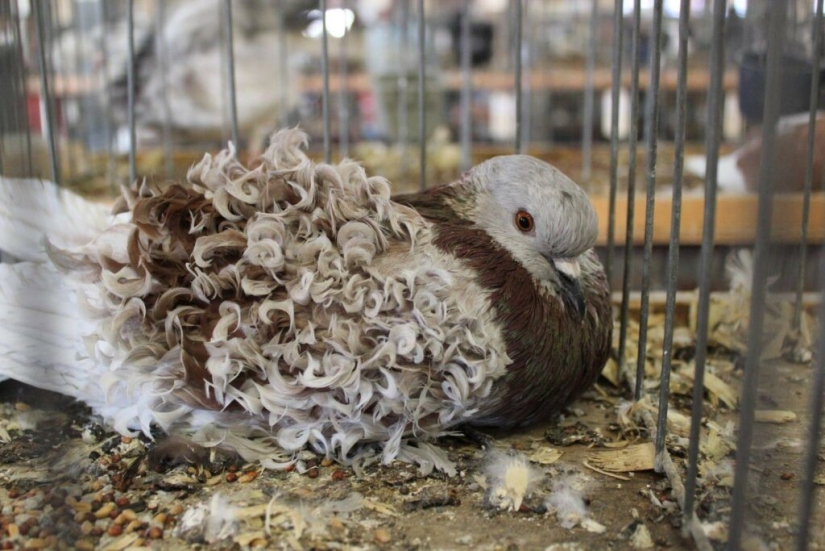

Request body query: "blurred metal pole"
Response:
[793, 0, 824, 334]
[616, 0, 642, 377]
[633, 0, 664, 400]
[0, 1, 7, 175]
[277, 0, 289, 127]
[728, 1, 787, 547]
[338, 0, 349, 158]
[157, 0, 174, 178]
[581, 0, 599, 183]
[33, 0, 60, 185]
[320, 0, 331, 163]
[605, 0, 624, 284]
[126, 0, 136, 185]
[398, 0, 410, 180]
[459, 0, 472, 172]
[11, 0, 33, 176]
[223, 0, 239, 148]
[683, 0, 726, 525]
[795, 264, 825, 551]
[655, 0, 690, 472]
[417, 0, 426, 190]
[513, 0, 523, 154]
[97, 0, 116, 189]
[51, 0, 75, 180]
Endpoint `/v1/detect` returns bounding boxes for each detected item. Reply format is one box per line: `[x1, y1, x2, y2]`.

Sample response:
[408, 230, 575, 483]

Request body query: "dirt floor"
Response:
[0, 347, 822, 551]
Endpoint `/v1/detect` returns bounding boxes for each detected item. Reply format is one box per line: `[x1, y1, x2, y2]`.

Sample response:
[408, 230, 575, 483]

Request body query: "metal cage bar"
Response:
[417, 0, 426, 190]
[581, 0, 599, 183]
[513, 0, 523, 154]
[126, 0, 137, 185]
[616, 0, 643, 377]
[223, 0, 239, 148]
[633, 0, 664, 400]
[459, 0, 472, 172]
[794, 0, 824, 334]
[683, 0, 726, 524]
[321, 0, 331, 163]
[338, 0, 350, 158]
[605, 0, 624, 284]
[728, 1, 787, 547]
[397, 0, 410, 181]
[157, 0, 174, 179]
[656, 0, 690, 473]
[32, 0, 60, 185]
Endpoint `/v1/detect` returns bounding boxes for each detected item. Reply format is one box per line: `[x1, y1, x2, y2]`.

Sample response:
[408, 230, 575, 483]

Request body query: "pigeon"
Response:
[0, 129, 611, 471]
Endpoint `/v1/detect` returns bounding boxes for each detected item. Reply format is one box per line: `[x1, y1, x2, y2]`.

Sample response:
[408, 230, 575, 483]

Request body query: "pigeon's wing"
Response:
[50, 132, 512, 462]
[0, 177, 111, 262]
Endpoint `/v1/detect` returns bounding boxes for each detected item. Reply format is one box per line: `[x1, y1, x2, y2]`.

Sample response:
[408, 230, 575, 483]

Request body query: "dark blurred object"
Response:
[738, 50, 825, 123]
[448, 14, 493, 66]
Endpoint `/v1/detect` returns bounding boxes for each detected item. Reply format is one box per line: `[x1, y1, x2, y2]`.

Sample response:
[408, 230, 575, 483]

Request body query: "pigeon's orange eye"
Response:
[515, 211, 534, 232]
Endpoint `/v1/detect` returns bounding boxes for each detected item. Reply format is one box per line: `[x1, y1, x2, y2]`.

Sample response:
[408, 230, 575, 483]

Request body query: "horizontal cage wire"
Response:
[0, 1, 823, 549]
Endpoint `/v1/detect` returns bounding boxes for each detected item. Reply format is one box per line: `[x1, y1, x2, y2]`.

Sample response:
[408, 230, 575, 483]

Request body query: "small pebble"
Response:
[75, 540, 95, 551]
[781, 472, 795, 480]
[121, 436, 132, 444]
[320, 457, 334, 467]
[225, 472, 238, 483]
[80, 520, 94, 535]
[116, 496, 130, 507]
[148, 526, 163, 539]
[374, 528, 392, 544]
[7, 523, 19, 538]
[169, 504, 184, 515]
[307, 467, 319, 479]
[331, 469, 346, 481]
[108, 524, 123, 537]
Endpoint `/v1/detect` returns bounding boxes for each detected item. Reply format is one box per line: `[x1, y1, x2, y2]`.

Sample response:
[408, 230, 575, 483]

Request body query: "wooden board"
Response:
[593, 193, 825, 246]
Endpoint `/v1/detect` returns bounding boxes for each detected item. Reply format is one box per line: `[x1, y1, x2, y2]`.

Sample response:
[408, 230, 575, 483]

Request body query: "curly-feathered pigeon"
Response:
[0, 129, 611, 472]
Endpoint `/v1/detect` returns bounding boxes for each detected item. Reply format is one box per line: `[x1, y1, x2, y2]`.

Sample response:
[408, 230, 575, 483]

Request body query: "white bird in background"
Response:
[685, 111, 825, 194]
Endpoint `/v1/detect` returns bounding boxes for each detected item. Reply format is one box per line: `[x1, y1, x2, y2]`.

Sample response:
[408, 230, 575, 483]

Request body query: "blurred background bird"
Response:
[0, 129, 610, 471]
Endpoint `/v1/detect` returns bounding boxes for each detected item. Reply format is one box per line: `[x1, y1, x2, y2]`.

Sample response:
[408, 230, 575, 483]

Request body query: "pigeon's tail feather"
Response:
[0, 261, 102, 405]
[0, 177, 111, 262]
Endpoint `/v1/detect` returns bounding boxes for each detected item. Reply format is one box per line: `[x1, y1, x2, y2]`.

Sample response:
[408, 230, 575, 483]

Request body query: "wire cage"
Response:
[0, 0, 824, 549]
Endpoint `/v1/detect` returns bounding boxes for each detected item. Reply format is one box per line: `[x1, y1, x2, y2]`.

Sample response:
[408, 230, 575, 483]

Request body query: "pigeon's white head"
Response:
[464, 155, 599, 308]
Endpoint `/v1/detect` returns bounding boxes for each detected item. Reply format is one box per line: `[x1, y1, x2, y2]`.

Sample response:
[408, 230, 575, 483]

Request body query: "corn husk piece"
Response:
[754, 410, 797, 424]
[585, 443, 655, 473]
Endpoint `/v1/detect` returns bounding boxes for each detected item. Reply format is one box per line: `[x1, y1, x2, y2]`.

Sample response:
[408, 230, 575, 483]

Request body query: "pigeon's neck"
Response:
[396, 187, 612, 426]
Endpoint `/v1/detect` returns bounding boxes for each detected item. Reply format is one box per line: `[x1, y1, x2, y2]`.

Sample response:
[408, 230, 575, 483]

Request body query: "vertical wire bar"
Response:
[223, 0, 239, 148]
[793, 0, 824, 333]
[320, 0, 331, 163]
[337, 0, 349, 158]
[126, 0, 136, 185]
[616, 0, 643, 377]
[520, 2, 531, 150]
[417, 0, 426, 190]
[605, 0, 624, 284]
[513, 0, 523, 154]
[581, 0, 599, 183]
[157, 0, 173, 178]
[0, 0, 9, 175]
[728, 2, 787, 547]
[97, 0, 116, 190]
[72, 0, 88, 170]
[795, 267, 825, 551]
[51, 0, 75, 180]
[277, 0, 289, 127]
[683, 0, 726, 523]
[655, 0, 690, 471]
[33, 0, 60, 185]
[633, 0, 664, 400]
[11, 0, 33, 176]
[397, 0, 410, 180]
[459, 0, 472, 172]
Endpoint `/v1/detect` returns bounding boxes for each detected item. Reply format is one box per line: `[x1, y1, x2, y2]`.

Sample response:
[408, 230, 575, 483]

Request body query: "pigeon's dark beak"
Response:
[551, 257, 586, 320]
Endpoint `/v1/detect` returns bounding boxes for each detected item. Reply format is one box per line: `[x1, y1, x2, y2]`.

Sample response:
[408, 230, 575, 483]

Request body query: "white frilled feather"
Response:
[0, 129, 511, 473]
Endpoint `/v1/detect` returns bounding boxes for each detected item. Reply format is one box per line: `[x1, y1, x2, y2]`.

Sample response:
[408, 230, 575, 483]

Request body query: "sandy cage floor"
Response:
[0, 294, 822, 550]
